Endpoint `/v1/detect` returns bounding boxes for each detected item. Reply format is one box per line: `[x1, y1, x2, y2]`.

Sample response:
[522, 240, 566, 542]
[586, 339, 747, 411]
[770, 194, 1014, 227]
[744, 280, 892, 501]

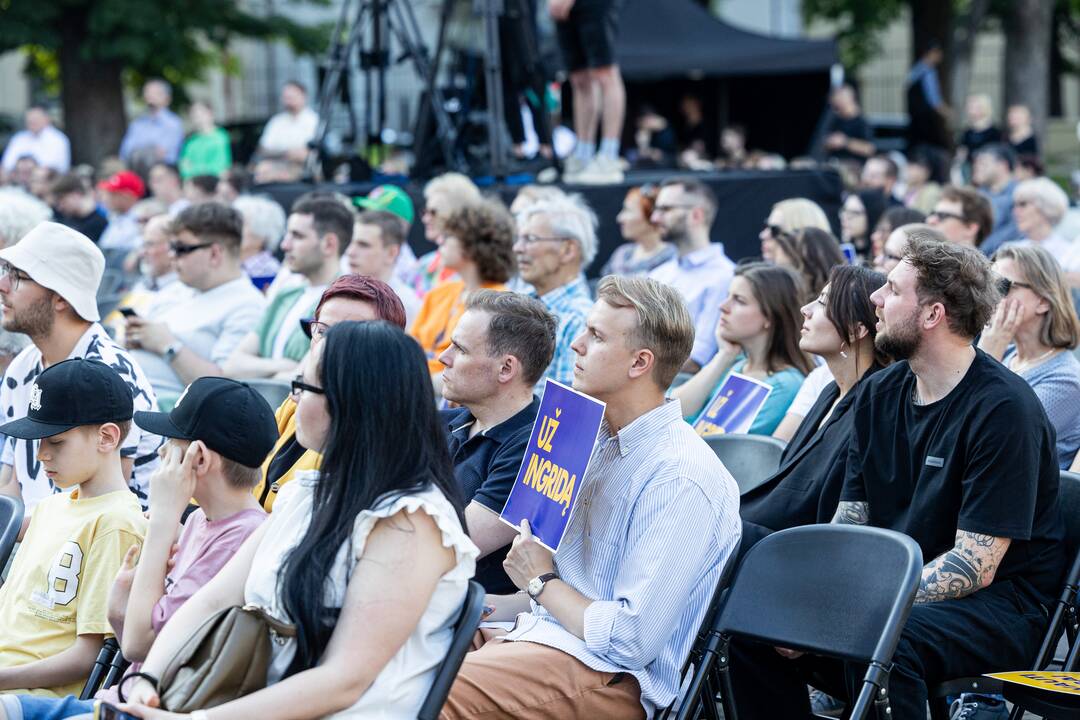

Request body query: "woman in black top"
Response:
[740, 265, 889, 547]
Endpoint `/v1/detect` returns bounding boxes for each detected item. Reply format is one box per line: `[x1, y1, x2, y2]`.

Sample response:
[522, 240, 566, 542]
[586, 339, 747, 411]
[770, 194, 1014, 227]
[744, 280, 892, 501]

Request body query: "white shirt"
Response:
[98, 210, 141, 252]
[245, 473, 478, 718]
[258, 108, 319, 154]
[649, 244, 735, 367]
[0, 324, 162, 512]
[133, 277, 266, 397]
[0, 126, 71, 173]
[787, 364, 835, 419]
[389, 275, 421, 328]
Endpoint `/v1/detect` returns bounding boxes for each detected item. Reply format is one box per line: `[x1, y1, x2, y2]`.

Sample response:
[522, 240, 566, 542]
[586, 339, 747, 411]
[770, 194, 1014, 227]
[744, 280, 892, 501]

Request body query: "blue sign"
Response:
[500, 380, 606, 552]
[693, 371, 772, 437]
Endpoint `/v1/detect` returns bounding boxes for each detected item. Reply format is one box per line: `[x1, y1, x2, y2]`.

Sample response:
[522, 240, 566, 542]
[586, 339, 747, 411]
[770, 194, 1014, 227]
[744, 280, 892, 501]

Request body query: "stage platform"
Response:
[256, 168, 844, 277]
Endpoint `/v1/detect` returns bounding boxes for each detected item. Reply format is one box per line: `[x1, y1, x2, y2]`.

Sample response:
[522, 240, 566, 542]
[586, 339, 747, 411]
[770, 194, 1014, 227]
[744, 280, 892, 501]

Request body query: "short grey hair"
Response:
[233, 194, 287, 252]
[521, 193, 599, 268]
[0, 188, 52, 247]
[1015, 178, 1069, 226]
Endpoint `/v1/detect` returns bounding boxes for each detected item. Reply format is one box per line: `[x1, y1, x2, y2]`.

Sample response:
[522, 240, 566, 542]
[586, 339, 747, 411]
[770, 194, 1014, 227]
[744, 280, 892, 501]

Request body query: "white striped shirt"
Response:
[503, 399, 741, 717]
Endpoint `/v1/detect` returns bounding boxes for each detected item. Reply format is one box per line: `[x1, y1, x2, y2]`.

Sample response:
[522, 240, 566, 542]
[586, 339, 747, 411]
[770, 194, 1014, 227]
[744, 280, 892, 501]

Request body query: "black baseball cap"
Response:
[0, 358, 134, 440]
[133, 377, 279, 468]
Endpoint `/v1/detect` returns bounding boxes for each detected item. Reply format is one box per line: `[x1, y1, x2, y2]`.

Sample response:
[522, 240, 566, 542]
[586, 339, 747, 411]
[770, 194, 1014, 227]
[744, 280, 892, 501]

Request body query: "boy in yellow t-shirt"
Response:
[0, 358, 146, 698]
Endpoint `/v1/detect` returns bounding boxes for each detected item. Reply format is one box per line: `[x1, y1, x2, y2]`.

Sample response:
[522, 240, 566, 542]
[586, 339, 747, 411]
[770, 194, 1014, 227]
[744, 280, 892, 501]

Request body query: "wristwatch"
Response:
[527, 572, 559, 600]
[162, 340, 183, 364]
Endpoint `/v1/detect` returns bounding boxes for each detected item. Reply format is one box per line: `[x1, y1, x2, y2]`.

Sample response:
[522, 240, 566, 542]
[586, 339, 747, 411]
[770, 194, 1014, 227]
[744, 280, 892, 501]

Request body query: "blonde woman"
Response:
[979, 244, 1080, 468]
[414, 173, 483, 296]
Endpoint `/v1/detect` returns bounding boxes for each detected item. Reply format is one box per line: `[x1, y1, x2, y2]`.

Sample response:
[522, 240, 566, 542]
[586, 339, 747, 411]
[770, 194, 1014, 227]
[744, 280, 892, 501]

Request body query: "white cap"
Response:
[0, 222, 105, 322]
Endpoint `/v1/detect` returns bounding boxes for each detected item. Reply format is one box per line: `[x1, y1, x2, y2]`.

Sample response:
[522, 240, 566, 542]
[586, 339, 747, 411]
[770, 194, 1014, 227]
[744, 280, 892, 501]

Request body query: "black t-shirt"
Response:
[961, 126, 1002, 156]
[442, 398, 540, 594]
[1012, 134, 1040, 158]
[825, 114, 874, 161]
[58, 209, 108, 245]
[842, 350, 1064, 603]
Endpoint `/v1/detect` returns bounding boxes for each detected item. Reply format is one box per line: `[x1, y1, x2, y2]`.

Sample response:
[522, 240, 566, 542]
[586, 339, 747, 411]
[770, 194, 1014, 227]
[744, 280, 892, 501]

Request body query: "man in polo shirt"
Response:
[648, 179, 735, 372]
[438, 290, 556, 593]
[222, 197, 352, 380]
[513, 194, 596, 391]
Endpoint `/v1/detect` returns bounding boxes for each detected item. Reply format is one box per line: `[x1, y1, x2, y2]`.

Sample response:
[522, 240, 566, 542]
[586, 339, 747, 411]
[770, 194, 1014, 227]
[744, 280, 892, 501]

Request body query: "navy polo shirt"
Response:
[442, 397, 540, 594]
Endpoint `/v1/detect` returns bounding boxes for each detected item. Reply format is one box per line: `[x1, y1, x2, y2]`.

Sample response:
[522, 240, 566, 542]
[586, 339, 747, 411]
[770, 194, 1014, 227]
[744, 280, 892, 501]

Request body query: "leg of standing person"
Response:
[594, 64, 625, 162]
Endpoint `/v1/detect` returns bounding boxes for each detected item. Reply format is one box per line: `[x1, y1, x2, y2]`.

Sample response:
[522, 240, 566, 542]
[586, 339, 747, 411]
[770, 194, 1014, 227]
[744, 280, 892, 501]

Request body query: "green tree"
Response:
[0, 0, 328, 166]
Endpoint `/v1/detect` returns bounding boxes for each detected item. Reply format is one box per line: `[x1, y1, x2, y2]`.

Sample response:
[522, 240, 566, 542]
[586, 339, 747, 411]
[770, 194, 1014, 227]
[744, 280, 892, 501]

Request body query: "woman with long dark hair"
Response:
[741, 265, 889, 537]
[120, 322, 477, 719]
[674, 263, 815, 435]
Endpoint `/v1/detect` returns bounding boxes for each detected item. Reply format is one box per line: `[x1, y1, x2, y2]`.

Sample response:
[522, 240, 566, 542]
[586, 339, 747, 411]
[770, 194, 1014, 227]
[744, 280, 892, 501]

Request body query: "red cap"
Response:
[98, 170, 145, 199]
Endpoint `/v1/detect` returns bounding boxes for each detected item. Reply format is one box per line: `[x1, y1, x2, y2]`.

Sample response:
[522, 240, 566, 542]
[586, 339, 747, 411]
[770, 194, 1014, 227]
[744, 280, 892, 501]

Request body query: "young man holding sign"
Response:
[440, 276, 742, 720]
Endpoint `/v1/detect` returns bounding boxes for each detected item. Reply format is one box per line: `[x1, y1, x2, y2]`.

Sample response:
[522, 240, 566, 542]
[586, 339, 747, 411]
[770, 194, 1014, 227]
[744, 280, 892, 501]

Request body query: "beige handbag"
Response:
[123, 604, 296, 712]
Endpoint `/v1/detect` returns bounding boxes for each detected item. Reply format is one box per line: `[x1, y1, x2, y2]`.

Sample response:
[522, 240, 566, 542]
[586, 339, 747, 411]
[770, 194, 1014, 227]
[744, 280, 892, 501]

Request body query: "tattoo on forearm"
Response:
[833, 501, 870, 525]
[915, 532, 1010, 604]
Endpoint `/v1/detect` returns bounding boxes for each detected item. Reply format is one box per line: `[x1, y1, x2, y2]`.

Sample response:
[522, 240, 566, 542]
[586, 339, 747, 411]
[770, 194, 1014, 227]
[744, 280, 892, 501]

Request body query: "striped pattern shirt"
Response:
[504, 399, 742, 717]
[533, 276, 593, 394]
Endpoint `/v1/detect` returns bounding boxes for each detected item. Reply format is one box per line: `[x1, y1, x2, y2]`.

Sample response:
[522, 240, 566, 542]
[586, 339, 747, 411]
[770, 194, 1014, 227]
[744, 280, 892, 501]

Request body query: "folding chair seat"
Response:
[80, 637, 120, 700]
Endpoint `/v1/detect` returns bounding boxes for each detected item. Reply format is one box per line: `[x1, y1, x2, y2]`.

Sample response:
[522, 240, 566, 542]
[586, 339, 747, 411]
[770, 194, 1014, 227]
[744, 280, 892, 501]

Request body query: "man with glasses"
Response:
[648, 178, 734, 372]
[253, 275, 407, 511]
[0, 222, 160, 520]
[514, 194, 596, 391]
[223, 196, 353, 380]
[124, 202, 264, 406]
[926, 185, 993, 249]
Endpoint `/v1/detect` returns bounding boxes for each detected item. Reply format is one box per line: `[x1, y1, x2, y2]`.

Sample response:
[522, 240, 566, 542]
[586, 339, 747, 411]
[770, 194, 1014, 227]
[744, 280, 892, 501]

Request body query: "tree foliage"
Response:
[0, 0, 328, 95]
[802, 0, 905, 68]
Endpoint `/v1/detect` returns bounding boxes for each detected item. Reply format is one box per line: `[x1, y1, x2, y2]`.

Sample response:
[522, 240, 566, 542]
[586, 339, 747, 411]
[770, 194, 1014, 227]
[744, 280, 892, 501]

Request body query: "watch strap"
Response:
[530, 571, 559, 599]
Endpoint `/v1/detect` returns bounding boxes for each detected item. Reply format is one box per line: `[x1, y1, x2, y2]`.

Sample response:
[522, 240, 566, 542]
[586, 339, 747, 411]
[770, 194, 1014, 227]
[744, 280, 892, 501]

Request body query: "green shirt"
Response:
[179, 128, 232, 179]
[255, 285, 318, 362]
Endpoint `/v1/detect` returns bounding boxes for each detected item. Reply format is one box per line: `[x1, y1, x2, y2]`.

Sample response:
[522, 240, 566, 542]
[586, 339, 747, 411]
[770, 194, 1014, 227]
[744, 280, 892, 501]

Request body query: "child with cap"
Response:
[0, 377, 278, 720]
[0, 358, 146, 698]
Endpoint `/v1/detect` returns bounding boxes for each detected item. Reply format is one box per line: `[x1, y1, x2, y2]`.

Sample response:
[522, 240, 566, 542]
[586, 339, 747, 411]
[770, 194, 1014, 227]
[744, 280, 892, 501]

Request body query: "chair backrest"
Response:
[0, 494, 23, 571]
[1058, 471, 1080, 560]
[704, 434, 786, 495]
[417, 580, 486, 720]
[718, 524, 922, 665]
[79, 636, 120, 700]
[245, 379, 292, 410]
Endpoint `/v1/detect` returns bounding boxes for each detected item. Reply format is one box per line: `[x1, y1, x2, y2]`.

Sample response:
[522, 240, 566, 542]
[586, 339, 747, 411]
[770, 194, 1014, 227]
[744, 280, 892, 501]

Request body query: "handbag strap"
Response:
[117, 671, 160, 703]
[243, 603, 297, 638]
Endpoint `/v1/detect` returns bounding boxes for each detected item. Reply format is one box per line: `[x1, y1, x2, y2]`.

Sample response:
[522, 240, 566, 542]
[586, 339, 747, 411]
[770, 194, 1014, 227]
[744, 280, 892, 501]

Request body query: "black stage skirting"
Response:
[255, 168, 843, 277]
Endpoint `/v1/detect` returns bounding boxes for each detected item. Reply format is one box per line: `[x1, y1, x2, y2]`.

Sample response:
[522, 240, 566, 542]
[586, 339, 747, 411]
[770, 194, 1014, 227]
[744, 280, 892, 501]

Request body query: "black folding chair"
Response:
[416, 580, 485, 720]
[704, 435, 787, 496]
[930, 470, 1080, 719]
[659, 539, 742, 720]
[711, 524, 922, 720]
[0, 494, 23, 571]
[80, 637, 120, 700]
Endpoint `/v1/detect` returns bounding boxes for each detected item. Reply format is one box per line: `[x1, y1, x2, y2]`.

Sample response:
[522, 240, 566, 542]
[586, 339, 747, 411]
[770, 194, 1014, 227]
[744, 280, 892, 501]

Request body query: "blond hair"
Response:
[596, 275, 694, 388]
[423, 172, 481, 205]
[772, 198, 831, 235]
[993, 244, 1080, 350]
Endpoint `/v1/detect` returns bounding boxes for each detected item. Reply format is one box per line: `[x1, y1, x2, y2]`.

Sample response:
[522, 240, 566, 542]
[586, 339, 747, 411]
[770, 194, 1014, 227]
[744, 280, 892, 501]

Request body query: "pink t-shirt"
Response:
[101, 506, 266, 702]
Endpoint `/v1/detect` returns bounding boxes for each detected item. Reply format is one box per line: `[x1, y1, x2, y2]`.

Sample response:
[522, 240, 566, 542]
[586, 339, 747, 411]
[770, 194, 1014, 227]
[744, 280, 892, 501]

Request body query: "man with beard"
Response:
[648, 179, 734, 372]
[0, 223, 160, 522]
[728, 236, 1064, 720]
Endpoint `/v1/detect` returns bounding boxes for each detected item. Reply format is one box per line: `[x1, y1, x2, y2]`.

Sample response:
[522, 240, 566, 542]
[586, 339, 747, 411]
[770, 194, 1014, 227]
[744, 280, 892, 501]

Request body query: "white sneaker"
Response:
[575, 155, 625, 185]
[561, 155, 589, 183]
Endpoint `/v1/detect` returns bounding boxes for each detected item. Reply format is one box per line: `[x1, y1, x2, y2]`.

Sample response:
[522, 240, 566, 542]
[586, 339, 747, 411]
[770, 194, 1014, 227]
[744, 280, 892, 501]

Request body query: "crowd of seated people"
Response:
[4, 83, 1080, 720]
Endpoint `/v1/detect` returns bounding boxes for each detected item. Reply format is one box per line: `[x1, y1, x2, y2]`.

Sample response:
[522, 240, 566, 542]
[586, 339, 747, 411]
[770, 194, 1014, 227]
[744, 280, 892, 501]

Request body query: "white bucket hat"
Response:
[0, 222, 105, 322]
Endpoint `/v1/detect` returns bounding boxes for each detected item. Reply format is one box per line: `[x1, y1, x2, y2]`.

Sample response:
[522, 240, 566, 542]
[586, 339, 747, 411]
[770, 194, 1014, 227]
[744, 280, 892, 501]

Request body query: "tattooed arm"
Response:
[915, 531, 1011, 604]
[832, 501, 870, 525]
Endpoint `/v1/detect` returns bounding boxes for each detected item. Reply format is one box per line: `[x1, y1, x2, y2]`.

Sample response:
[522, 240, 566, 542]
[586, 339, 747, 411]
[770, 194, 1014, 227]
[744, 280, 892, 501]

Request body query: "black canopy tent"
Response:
[612, 0, 839, 158]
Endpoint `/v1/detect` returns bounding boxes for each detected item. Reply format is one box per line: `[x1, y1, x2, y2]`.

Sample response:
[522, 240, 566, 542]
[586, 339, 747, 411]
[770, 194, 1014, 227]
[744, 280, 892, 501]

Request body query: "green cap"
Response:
[353, 184, 415, 225]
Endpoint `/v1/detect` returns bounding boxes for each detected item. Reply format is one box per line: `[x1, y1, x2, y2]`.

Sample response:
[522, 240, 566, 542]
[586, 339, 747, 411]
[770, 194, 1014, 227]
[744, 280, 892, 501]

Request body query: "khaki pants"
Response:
[440, 629, 646, 720]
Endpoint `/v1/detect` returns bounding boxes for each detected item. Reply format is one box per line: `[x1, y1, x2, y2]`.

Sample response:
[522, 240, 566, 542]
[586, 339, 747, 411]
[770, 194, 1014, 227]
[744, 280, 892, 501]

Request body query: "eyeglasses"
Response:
[0, 262, 33, 291]
[300, 317, 330, 341]
[169, 241, 215, 256]
[290, 378, 325, 399]
[998, 277, 1034, 295]
[516, 233, 570, 246]
[928, 210, 965, 223]
[840, 207, 866, 217]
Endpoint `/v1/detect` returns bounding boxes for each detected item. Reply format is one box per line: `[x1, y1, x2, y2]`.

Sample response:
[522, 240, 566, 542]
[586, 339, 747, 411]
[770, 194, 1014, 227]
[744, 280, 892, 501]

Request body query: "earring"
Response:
[839, 342, 849, 359]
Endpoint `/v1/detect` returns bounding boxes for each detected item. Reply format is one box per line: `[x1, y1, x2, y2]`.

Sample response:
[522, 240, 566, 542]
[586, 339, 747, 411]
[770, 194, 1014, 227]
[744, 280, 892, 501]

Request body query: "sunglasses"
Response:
[766, 225, 792, 240]
[928, 210, 965, 223]
[997, 277, 1034, 295]
[170, 241, 215, 256]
